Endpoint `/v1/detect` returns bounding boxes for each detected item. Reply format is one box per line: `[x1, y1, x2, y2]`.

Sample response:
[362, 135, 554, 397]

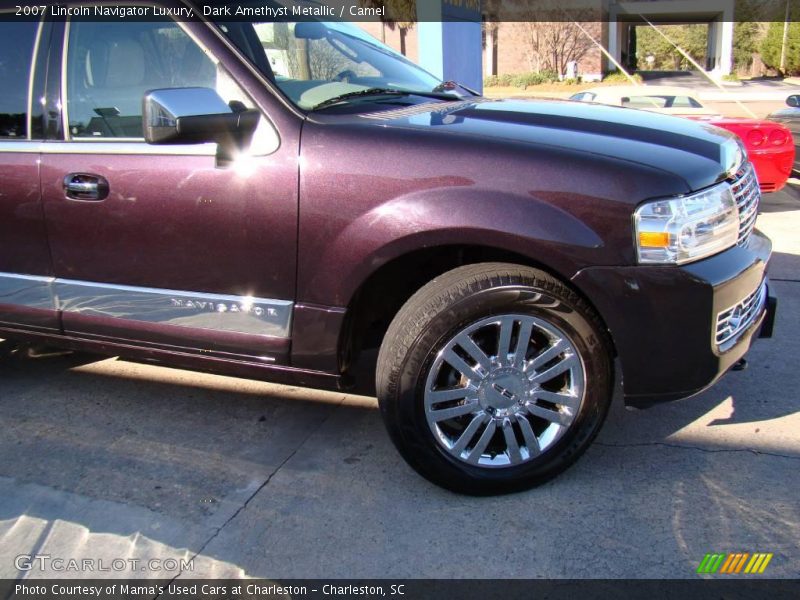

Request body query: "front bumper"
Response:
[572, 229, 774, 407]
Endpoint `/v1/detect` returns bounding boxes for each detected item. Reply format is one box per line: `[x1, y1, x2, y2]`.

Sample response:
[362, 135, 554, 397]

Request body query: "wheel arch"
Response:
[338, 243, 616, 394]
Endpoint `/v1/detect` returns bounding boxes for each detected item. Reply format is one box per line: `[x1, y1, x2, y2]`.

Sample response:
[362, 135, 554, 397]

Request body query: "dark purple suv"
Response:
[0, 6, 776, 494]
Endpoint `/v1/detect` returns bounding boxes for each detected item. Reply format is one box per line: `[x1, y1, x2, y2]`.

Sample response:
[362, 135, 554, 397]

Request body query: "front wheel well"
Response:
[339, 245, 614, 394]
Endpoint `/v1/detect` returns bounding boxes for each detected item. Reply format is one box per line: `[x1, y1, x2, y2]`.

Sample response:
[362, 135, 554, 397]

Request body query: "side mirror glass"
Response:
[143, 87, 260, 157]
[787, 95, 800, 108]
[294, 22, 327, 40]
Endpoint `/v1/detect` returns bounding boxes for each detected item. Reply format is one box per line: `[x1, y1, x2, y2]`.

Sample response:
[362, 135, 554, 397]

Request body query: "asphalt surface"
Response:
[1, 182, 799, 580]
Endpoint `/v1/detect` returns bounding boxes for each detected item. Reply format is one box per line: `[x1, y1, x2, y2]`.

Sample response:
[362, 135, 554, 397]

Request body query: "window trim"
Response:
[61, 16, 223, 142]
[26, 19, 45, 141]
[0, 140, 217, 156]
[59, 7, 278, 156]
[0, 15, 44, 141]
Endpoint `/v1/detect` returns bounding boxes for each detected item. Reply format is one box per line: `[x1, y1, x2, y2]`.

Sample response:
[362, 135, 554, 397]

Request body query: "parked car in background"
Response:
[767, 94, 800, 173]
[0, 12, 776, 494]
[572, 86, 795, 192]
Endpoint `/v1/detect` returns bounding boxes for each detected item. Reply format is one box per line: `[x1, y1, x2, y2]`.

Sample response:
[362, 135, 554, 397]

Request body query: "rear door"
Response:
[39, 11, 300, 363]
[0, 18, 58, 332]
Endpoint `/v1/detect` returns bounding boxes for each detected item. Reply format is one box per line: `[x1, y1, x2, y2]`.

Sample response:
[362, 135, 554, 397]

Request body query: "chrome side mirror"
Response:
[143, 87, 259, 154]
[787, 95, 800, 108]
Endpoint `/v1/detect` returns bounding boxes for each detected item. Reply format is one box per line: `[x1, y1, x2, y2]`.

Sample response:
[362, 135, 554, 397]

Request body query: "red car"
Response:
[691, 117, 795, 193]
[572, 86, 795, 192]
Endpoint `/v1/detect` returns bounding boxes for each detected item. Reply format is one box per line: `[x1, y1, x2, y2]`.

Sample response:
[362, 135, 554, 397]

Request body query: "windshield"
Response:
[217, 19, 443, 110]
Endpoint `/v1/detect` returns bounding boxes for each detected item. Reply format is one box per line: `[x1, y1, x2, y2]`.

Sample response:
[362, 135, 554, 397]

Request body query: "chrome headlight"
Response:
[634, 182, 740, 265]
[721, 138, 746, 178]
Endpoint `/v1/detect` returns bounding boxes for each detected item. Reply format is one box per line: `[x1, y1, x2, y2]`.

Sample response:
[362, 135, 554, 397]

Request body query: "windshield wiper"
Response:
[311, 88, 460, 111]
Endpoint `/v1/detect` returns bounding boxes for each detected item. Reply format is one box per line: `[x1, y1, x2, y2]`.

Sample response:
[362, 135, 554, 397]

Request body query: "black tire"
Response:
[376, 262, 613, 495]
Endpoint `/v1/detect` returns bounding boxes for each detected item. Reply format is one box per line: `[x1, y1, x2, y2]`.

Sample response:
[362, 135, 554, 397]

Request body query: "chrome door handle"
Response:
[63, 173, 109, 201]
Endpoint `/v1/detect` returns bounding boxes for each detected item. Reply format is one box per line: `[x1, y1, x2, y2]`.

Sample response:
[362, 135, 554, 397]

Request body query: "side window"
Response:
[570, 92, 595, 102]
[0, 21, 39, 139]
[671, 96, 695, 108]
[65, 19, 250, 139]
[627, 96, 668, 109]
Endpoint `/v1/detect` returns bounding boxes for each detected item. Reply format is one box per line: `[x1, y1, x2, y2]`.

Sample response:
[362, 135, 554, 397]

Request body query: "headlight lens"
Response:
[634, 182, 740, 264]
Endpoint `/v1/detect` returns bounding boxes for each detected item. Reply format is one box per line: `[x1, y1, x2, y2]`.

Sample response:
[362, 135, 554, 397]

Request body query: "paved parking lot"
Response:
[1, 183, 799, 580]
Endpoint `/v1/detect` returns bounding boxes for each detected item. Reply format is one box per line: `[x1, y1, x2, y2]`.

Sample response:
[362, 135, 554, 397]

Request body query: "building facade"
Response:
[359, 0, 737, 81]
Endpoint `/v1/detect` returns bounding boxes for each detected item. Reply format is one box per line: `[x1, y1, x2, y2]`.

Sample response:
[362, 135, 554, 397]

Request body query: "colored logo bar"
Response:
[697, 553, 773, 574]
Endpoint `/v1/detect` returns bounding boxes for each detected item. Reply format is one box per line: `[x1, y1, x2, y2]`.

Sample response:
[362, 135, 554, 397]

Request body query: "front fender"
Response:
[297, 186, 611, 307]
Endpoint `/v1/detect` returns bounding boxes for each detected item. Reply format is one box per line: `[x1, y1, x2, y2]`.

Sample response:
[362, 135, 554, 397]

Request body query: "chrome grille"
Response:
[730, 162, 760, 246]
[715, 279, 767, 350]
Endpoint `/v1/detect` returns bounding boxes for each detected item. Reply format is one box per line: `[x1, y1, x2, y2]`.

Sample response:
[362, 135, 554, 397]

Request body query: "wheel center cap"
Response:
[478, 367, 528, 412]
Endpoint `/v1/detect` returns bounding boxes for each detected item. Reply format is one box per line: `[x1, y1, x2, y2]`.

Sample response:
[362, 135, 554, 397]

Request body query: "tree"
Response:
[732, 21, 761, 73]
[635, 24, 708, 71]
[482, 0, 598, 78]
[761, 18, 800, 75]
[360, 0, 416, 55]
[307, 39, 352, 80]
[732, 0, 774, 74]
[520, 21, 594, 76]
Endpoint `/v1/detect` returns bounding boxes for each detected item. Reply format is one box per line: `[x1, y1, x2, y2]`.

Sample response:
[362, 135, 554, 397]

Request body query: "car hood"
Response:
[351, 97, 742, 191]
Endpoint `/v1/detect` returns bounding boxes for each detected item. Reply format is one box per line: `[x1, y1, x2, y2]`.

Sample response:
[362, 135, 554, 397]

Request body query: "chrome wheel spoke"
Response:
[526, 403, 573, 427]
[451, 414, 487, 455]
[511, 319, 534, 369]
[443, 348, 482, 382]
[425, 387, 472, 407]
[429, 399, 480, 422]
[497, 316, 514, 365]
[454, 332, 492, 373]
[466, 420, 496, 464]
[528, 339, 567, 371]
[502, 421, 523, 464]
[517, 416, 541, 457]
[529, 353, 578, 384]
[534, 389, 580, 410]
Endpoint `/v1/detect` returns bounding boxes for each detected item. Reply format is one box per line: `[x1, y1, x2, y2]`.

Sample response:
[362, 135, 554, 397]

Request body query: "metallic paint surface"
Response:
[291, 303, 348, 373]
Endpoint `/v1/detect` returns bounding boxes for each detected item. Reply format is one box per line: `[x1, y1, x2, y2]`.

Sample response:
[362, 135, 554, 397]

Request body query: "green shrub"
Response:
[510, 73, 544, 88]
[602, 71, 643, 84]
[722, 73, 740, 82]
[539, 69, 559, 82]
[484, 71, 561, 88]
[497, 74, 512, 86]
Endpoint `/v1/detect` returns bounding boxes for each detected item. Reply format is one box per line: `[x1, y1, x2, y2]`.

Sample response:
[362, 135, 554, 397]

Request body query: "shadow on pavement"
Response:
[759, 181, 800, 213]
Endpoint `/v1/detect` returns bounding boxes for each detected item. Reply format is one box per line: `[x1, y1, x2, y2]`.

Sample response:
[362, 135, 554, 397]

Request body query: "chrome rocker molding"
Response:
[0, 273, 292, 338]
[0, 272, 56, 311]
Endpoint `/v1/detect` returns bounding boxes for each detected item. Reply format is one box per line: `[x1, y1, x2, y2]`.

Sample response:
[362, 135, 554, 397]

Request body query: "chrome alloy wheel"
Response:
[424, 314, 586, 468]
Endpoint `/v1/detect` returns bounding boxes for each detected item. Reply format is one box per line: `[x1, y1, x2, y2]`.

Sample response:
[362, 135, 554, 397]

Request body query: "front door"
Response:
[40, 14, 299, 362]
